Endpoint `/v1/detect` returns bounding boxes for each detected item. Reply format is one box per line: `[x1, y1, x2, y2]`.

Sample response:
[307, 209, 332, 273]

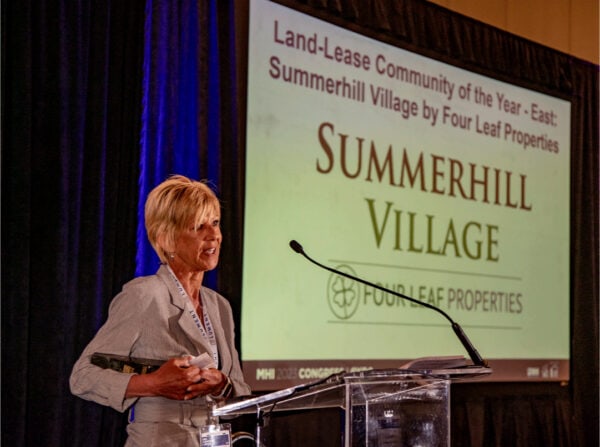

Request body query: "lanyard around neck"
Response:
[166, 265, 219, 367]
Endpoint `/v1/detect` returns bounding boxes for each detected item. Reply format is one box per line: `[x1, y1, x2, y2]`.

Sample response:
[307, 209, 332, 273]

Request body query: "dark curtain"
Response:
[2, 0, 597, 447]
[2, 1, 245, 446]
[2, 1, 145, 446]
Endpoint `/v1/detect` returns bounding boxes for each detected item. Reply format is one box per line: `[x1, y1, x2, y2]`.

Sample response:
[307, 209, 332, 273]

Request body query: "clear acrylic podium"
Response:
[213, 367, 490, 446]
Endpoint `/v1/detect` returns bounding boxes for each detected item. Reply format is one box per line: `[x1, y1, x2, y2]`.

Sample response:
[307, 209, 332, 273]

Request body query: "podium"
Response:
[214, 367, 491, 446]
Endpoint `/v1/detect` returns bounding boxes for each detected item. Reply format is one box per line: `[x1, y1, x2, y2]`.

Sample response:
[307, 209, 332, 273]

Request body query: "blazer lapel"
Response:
[156, 265, 215, 357]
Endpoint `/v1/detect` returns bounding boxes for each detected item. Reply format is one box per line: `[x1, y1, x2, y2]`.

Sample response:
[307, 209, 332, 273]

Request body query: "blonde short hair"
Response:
[144, 175, 220, 264]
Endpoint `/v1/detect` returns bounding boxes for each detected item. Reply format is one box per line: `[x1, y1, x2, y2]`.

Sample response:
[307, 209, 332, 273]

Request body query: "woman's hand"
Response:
[184, 367, 227, 399]
[125, 356, 206, 400]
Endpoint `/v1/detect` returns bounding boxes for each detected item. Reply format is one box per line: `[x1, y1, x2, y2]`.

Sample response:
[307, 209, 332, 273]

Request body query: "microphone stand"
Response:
[289, 240, 487, 367]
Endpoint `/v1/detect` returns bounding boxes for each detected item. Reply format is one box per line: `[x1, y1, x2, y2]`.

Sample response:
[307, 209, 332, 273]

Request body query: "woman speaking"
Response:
[70, 175, 251, 446]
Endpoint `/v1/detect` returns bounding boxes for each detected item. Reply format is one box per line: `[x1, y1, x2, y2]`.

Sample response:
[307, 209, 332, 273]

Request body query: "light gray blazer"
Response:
[70, 265, 251, 416]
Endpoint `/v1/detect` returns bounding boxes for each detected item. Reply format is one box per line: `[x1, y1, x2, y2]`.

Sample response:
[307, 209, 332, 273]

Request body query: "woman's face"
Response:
[172, 211, 222, 273]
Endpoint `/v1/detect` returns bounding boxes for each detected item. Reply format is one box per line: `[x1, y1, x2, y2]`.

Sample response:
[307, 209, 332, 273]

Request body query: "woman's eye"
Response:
[192, 219, 219, 231]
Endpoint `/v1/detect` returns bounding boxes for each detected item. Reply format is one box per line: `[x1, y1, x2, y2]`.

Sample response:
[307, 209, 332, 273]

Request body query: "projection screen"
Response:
[241, 0, 571, 390]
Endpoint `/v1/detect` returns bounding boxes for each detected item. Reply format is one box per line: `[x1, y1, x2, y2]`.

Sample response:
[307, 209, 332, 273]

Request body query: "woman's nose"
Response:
[205, 225, 221, 239]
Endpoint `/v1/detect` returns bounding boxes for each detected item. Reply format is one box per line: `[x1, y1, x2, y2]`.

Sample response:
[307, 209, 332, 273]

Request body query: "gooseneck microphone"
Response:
[289, 239, 487, 367]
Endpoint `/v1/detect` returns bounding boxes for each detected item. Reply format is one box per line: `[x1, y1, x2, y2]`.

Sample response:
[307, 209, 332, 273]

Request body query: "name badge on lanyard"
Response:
[200, 424, 232, 447]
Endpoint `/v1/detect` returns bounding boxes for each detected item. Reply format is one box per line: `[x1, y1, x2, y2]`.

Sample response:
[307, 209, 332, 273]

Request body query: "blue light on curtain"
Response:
[206, 0, 221, 185]
[136, 0, 201, 277]
[202, 0, 222, 289]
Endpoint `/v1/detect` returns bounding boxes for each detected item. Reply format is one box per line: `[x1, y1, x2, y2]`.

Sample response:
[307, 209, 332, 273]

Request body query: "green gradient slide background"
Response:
[241, 0, 570, 363]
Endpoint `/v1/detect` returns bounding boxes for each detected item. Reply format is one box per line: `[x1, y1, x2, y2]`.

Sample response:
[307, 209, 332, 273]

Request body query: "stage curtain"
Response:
[135, 0, 246, 335]
[2, 1, 145, 446]
[136, 0, 203, 277]
[2, 1, 245, 445]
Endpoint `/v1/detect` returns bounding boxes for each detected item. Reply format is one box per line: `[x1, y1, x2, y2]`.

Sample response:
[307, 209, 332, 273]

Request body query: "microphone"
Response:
[289, 239, 487, 367]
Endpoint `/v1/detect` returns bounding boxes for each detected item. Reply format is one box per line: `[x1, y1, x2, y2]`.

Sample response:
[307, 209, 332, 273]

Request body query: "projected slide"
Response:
[242, 0, 571, 389]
